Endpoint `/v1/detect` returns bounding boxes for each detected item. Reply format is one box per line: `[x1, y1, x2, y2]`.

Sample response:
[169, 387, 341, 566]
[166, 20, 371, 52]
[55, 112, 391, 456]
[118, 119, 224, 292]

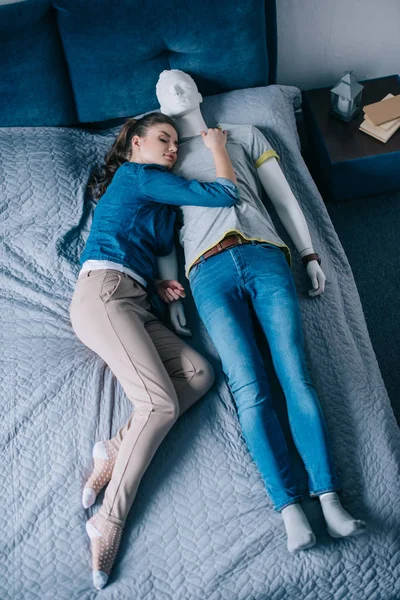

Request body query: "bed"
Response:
[1, 1, 399, 598]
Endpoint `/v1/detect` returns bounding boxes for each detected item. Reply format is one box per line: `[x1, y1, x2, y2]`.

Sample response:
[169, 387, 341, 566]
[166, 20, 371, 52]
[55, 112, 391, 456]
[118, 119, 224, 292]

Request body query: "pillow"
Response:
[99, 84, 302, 155]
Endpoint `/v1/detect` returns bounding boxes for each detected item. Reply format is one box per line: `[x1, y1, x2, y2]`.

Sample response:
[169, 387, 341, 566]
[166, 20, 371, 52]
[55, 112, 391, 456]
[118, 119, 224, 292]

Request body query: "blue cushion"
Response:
[0, 0, 277, 126]
[0, 0, 77, 126]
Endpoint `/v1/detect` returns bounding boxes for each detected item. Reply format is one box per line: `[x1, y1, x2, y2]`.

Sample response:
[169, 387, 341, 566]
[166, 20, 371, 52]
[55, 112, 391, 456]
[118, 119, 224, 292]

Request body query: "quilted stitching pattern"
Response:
[1, 86, 399, 599]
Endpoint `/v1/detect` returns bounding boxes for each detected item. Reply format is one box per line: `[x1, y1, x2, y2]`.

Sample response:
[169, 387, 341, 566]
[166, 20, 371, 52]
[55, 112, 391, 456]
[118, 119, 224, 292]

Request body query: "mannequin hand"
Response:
[306, 261, 326, 297]
[201, 128, 227, 150]
[155, 279, 186, 303]
[169, 300, 192, 336]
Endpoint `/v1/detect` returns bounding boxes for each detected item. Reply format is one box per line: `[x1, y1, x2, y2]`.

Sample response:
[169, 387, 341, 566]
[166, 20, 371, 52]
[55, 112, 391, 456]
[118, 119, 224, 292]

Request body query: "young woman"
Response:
[69, 112, 239, 590]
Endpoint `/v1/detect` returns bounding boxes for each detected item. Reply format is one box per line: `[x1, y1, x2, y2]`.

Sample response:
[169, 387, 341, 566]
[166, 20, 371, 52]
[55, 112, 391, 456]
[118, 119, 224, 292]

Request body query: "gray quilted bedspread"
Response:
[1, 86, 399, 599]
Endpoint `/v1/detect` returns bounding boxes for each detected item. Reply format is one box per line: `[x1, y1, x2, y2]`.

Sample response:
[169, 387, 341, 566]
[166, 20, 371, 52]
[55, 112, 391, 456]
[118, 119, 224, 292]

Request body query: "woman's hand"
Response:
[155, 279, 186, 303]
[201, 128, 237, 184]
[201, 128, 227, 151]
[306, 261, 326, 297]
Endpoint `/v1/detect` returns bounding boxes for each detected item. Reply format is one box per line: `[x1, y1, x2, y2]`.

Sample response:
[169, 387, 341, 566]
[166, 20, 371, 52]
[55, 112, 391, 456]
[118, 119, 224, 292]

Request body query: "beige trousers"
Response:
[69, 269, 214, 526]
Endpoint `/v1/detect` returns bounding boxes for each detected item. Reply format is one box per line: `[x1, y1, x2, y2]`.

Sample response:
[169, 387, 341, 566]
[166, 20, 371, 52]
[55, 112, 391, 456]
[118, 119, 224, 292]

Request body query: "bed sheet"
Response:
[1, 85, 399, 599]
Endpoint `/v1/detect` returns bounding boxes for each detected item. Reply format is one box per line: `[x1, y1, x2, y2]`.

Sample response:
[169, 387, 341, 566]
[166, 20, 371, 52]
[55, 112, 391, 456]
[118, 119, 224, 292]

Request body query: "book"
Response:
[359, 94, 400, 143]
[363, 93, 400, 125]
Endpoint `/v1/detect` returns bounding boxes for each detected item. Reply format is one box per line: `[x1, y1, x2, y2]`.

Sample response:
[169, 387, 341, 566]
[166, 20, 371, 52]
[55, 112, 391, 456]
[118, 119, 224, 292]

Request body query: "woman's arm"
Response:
[138, 128, 239, 208]
[201, 127, 237, 184]
[138, 165, 239, 207]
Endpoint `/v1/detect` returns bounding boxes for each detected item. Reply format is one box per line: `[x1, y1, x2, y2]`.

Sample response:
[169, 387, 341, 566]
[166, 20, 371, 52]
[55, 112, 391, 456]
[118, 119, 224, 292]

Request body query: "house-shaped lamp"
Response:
[330, 71, 364, 123]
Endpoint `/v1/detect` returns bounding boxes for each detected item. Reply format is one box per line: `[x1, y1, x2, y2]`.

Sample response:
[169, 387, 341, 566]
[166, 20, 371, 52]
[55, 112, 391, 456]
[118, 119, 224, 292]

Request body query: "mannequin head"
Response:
[156, 70, 203, 117]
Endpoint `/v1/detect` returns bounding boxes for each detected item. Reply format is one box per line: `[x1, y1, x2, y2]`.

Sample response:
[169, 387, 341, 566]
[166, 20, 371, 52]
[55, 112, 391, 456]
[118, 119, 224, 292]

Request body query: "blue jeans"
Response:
[188, 242, 341, 511]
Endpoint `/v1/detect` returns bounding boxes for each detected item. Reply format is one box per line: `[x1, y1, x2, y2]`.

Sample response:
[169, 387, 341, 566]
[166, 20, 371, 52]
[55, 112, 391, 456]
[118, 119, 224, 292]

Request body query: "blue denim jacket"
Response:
[80, 161, 239, 290]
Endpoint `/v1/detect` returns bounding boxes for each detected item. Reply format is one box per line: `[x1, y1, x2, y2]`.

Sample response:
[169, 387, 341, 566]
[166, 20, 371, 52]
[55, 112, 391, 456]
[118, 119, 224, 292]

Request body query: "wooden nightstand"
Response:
[302, 74, 400, 202]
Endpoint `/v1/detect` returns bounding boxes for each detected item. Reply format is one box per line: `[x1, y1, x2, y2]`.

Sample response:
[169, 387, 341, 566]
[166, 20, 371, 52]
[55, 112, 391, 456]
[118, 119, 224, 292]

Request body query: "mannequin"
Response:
[155, 69, 366, 552]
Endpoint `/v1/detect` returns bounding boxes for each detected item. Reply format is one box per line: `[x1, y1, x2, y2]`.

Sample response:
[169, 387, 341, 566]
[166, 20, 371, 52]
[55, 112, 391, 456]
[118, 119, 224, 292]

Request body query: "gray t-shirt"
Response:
[174, 123, 291, 277]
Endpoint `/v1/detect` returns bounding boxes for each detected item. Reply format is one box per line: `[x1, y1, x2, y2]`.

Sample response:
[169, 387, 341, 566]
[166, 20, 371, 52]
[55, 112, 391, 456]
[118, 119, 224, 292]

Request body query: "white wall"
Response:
[276, 0, 400, 90]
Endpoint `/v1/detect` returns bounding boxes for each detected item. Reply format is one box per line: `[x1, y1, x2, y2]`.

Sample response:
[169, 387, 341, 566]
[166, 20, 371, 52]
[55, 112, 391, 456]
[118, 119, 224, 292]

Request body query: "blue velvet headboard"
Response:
[0, 0, 277, 127]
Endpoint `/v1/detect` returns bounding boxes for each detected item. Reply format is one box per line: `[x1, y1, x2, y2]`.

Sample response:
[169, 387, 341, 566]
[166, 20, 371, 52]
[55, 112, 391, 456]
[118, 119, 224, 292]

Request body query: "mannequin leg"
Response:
[189, 251, 316, 552]
[281, 504, 316, 552]
[248, 243, 366, 538]
[319, 492, 366, 537]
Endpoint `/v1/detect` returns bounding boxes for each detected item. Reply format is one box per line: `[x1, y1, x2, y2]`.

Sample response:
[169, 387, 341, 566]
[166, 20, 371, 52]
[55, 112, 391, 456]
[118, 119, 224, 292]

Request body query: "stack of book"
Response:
[359, 93, 400, 143]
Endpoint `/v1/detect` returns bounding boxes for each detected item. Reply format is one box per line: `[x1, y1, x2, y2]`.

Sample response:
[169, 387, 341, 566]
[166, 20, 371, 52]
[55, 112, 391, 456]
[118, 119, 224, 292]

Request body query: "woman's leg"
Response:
[111, 318, 215, 446]
[80, 309, 215, 510]
[71, 270, 208, 524]
[70, 270, 209, 587]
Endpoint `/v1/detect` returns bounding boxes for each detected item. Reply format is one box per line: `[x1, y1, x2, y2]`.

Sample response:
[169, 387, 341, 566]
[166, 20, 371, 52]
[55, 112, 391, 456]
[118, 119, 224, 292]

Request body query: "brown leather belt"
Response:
[191, 233, 253, 268]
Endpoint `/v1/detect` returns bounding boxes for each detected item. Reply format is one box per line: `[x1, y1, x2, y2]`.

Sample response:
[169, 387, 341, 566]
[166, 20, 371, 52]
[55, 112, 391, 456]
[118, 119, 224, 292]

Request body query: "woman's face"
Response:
[130, 123, 178, 170]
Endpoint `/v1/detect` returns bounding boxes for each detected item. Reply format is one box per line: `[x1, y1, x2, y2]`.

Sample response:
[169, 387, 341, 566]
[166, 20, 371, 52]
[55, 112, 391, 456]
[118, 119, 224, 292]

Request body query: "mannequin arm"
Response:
[257, 158, 326, 296]
[157, 247, 192, 336]
[157, 244, 179, 280]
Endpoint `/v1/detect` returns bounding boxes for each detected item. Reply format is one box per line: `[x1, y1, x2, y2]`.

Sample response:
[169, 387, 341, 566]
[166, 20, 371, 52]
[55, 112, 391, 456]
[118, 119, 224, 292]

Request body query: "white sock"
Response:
[93, 440, 109, 460]
[281, 503, 316, 553]
[86, 522, 109, 590]
[86, 511, 123, 590]
[319, 492, 366, 538]
[82, 441, 118, 509]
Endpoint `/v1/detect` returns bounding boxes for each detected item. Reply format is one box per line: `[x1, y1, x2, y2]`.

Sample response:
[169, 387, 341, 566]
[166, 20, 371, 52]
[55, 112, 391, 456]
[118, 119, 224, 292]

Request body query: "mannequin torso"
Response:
[156, 69, 326, 304]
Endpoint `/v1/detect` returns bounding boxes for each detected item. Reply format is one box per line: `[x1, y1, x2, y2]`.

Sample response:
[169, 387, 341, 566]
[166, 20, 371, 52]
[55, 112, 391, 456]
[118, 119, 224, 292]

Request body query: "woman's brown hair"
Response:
[88, 112, 176, 200]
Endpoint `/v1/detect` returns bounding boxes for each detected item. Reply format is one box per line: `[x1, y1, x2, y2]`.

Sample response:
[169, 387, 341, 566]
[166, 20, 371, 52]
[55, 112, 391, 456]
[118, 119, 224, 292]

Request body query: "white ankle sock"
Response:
[86, 511, 123, 590]
[93, 441, 109, 460]
[82, 441, 118, 509]
[281, 503, 316, 553]
[319, 492, 366, 538]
